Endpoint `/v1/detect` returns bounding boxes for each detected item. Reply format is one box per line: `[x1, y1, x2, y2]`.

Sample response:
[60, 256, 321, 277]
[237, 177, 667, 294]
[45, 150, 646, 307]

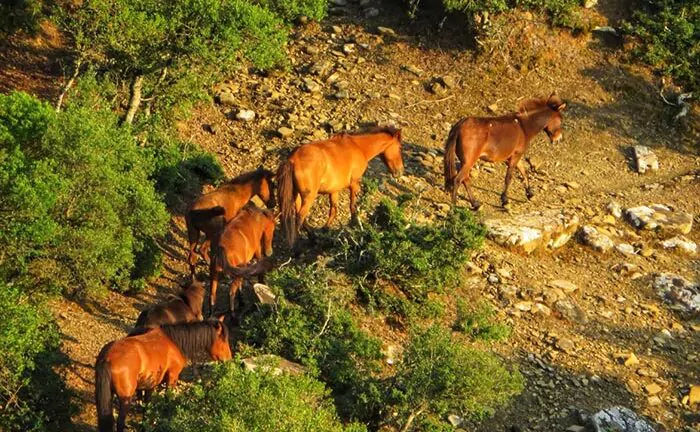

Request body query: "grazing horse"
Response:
[95, 319, 231, 432]
[209, 205, 275, 315]
[133, 281, 205, 329]
[444, 93, 566, 210]
[186, 168, 275, 278]
[277, 126, 404, 246]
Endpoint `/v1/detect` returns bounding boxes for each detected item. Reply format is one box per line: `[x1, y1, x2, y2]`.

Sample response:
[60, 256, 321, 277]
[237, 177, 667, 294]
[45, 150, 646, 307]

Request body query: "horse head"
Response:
[209, 316, 232, 361]
[380, 127, 404, 177]
[543, 93, 566, 143]
[255, 167, 276, 209]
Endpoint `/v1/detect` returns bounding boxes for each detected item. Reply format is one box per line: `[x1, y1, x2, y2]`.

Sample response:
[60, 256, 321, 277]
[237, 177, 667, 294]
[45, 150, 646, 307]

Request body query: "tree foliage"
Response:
[142, 361, 367, 432]
[623, 0, 699, 93]
[0, 91, 169, 297]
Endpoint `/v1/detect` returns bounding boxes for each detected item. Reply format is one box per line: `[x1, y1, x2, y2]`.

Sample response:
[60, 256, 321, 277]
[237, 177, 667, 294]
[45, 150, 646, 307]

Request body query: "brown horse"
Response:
[277, 126, 404, 246]
[444, 93, 566, 210]
[133, 281, 205, 329]
[95, 318, 231, 432]
[209, 205, 275, 315]
[186, 168, 275, 278]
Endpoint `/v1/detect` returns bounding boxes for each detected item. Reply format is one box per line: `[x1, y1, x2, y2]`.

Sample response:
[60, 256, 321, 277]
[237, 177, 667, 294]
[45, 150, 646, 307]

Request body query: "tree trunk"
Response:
[55, 59, 83, 112]
[124, 74, 144, 125]
[399, 405, 426, 432]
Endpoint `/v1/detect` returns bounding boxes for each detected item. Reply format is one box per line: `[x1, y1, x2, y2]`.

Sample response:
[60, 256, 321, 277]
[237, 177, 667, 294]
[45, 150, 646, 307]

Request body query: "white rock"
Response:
[633, 145, 659, 174]
[660, 235, 697, 255]
[578, 225, 615, 252]
[615, 243, 637, 256]
[624, 204, 693, 234]
[549, 280, 578, 294]
[652, 273, 700, 313]
[236, 109, 256, 121]
[242, 354, 305, 376]
[607, 200, 623, 218]
[484, 209, 579, 254]
[590, 406, 656, 432]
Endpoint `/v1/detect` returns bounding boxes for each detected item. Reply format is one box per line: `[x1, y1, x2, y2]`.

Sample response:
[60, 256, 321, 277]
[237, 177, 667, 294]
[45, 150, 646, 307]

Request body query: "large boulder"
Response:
[484, 209, 579, 253]
[624, 204, 693, 235]
[578, 225, 615, 252]
[633, 145, 659, 174]
[588, 406, 657, 432]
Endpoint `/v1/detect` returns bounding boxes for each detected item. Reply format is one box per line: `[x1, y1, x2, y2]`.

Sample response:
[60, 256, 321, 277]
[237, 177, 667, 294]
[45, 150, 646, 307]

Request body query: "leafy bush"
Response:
[240, 263, 386, 424]
[142, 361, 367, 432]
[0, 0, 43, 37]
[390, 325, 524, 431]
[56, 0, 289, 122]
[406, 0, 585, 31]
[332, 199, 485, 306]
[0, 91, 169, 297]
[622, 0, 699, 93]
[453, 299, 511, 341]
[257, 0, 328, 22]
[0, 282, 71, 431]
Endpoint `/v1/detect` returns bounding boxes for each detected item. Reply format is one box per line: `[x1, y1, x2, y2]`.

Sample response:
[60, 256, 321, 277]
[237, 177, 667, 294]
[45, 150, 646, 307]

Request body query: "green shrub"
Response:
[390, 325, 524, 431]
[332, 199, 485, 306]
[142, 361, 367, 432]
[622, 0, 699, 93]
[0, 91, 169, 297]
[405, 0, 585, 32]
[56, 0, 289, 122]
[240, 262, 386, 424]
[256, 0, 328, 22]
[453, 299, 511, 341]
[0, 282, 70, 431]
[0, 0, 43, 37]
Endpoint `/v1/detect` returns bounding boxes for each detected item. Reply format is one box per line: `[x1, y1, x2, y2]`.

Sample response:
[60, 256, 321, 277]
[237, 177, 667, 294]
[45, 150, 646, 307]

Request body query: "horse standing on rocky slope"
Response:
[444, 93, 566, 210]
[95, 319, 231, 432]
[277, 126, 404, 246]
[208, 205, 275, 315]
[185, 168, 275, 279]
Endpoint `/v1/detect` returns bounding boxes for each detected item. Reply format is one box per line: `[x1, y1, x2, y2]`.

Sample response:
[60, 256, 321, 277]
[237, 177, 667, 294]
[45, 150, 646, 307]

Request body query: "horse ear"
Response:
[395, 129, 402, 141]
[556, 102, 566, 111]
[217, 315, 226, 323]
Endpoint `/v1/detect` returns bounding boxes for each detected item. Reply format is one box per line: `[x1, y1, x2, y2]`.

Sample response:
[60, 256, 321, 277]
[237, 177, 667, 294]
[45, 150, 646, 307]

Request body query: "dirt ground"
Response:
[2, 1, 699, 431]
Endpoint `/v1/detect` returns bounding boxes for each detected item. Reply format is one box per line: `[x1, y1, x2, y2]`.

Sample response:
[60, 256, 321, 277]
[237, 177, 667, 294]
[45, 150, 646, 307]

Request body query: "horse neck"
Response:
[520, 107, 553, 140]
[350, 134, 393, 161]
[161, 323, 214, 360]
[184, 288, 204, 315]
[229, 181, 255, 200]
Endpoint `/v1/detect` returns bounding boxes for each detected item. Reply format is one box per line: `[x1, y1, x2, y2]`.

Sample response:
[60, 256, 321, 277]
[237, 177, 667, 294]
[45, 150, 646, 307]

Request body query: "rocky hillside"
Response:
[5, 0, 698, 430]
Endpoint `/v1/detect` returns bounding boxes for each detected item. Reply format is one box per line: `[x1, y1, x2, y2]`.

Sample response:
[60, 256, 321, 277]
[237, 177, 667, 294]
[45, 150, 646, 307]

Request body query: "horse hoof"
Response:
[471, 201, 482, 211]
[526, 189, 534, 200]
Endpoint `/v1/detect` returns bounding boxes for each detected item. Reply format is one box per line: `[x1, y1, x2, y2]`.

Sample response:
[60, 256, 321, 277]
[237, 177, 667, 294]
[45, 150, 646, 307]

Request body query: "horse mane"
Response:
[518, 94, 564, 116]
[229, 168, 274, 185]
[336, 125, 401, 139]
[159, 320, 227, 359]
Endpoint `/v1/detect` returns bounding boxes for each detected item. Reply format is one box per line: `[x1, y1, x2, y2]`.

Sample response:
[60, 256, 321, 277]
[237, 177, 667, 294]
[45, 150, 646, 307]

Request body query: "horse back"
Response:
[291, 138, 366, 191]
[134, 297, 197, 329]
[458, 115, 525, 162]
[218, 210, 267, 267]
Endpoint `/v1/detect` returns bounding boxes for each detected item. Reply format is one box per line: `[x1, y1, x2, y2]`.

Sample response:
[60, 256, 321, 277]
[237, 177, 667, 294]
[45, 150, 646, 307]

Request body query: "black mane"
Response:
[341, 125, 400, 138]
[229, 168, 274, 185]
[159, 320, 227, 359]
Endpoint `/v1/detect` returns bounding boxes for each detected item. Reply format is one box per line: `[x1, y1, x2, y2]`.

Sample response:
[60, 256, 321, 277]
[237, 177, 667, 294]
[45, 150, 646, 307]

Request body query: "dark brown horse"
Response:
[133, 281, 205, 329]
[186, 168, 275, 278]
[444, 93, 566, 209]
[277, 126, 404, 246]
[209, 205, 275, 315]
[95, 319, 231, 432]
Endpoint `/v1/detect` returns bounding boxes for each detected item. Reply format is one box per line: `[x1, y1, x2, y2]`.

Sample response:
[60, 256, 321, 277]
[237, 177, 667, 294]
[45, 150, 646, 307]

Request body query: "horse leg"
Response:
[501, 158, 517, 207]
[297, 190, 318, 238]
[188, 240, 199, 281]
[325, 192, 339, 228]
[516, 158, 533, 200]
[116, 396, 131, 432]
[454, 164, 480, 210]
[348, 181, 361, 225]
[209, 261, 221, 316]
[229, 277, 243, 316]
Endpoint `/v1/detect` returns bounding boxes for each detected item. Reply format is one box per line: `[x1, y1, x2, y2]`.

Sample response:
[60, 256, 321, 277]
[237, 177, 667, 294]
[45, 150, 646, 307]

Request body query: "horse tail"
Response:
[443, 121, 461, 192]
[95, 350, 114, 432]
[276, 160, 297, 247]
